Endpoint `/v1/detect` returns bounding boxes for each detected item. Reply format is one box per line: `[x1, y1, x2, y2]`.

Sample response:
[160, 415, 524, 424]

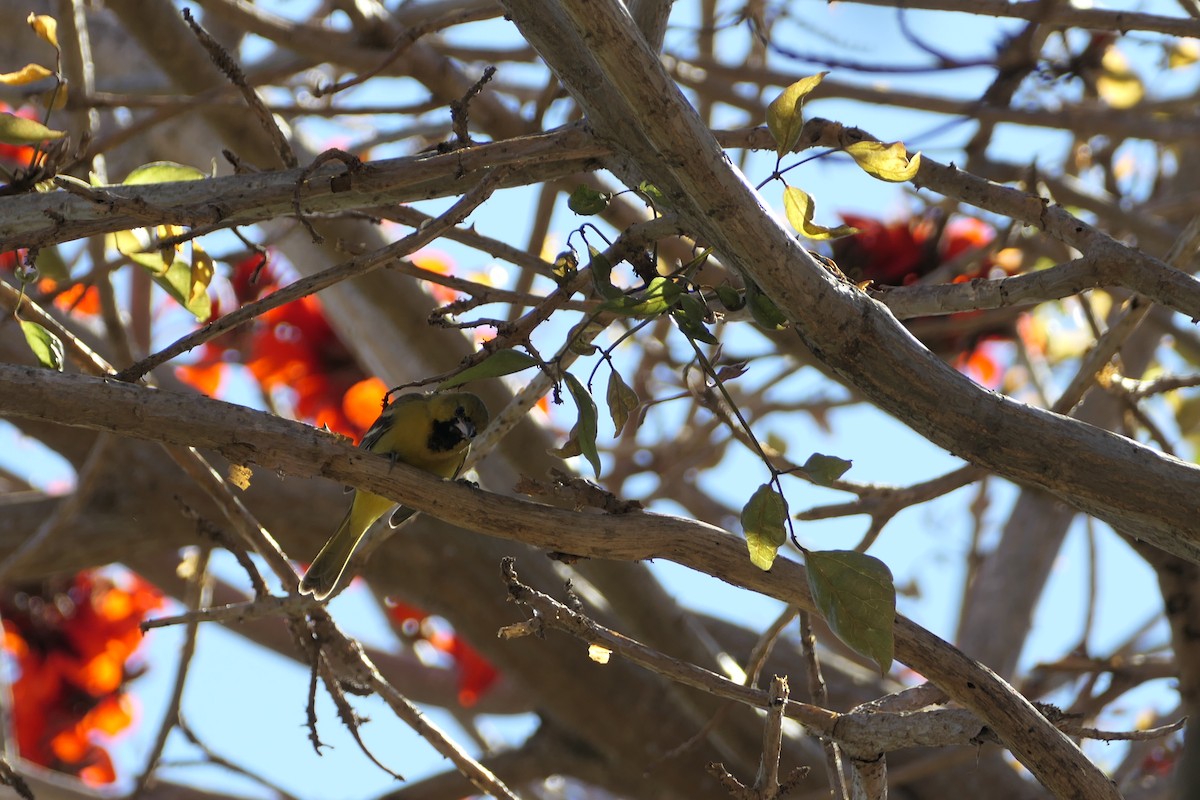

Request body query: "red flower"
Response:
[1, 571, 162, 784]
[385, 601, 500, 707]
[177, 252, 386, 439]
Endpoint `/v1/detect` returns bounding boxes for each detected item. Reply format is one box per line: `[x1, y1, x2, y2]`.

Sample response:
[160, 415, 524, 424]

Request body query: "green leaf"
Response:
[714, 285, 745, 312]
[676, 293, 706, 324]
[33, 247, 69, 283]
[782, 186, 860, 240]
[674, 293, 718, 344]
[0, 112, 64, 145]
[805, 550, 896, 674]
[568, 185, 609, 215]
[844, 141, 921, 183]
[802, 453, 852, 486]
[440, 349, 540, 389]
[20, 320, 64, 371]
[766, 72, 827, 157]
[741, 484, 788, 571]
[637, 180, 668, 209]
[563, 373, 601, 477]
[155, 252, 213, 321]
[123, 161, 206, 185]
[605, 370, 640, 436]
[673, 309, 719, 345]
[603, 277, 680, 317]
[588, 246, 623, 300]
[744, 279, 789, 331]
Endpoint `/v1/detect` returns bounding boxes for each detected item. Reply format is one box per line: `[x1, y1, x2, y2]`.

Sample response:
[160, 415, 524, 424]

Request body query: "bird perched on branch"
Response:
[300, 391, 489, 600]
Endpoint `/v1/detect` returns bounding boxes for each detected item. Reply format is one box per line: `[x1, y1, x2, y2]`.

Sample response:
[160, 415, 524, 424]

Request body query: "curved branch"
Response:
[0, 128, 603, 249]
[0, 363, 1127, 800]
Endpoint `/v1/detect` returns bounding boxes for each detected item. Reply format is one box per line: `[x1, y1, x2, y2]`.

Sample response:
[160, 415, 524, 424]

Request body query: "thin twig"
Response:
[182, 8, 297, 168]
[134, 548, 212, 794]
[114, 168, 508, 382]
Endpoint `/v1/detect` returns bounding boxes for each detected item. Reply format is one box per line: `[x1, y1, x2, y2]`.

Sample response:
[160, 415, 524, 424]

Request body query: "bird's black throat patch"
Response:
[428, 408, 476, 453]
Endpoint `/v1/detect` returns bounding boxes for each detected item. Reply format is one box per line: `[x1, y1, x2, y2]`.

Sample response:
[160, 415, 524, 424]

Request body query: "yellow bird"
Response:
[300, 391, 489, 600]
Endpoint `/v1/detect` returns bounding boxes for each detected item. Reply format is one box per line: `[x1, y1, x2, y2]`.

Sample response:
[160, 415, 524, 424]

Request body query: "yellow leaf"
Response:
[782, 186, 860, 241]
[228, 464, 252, 490]
[741, 484, 788, 571]
[845, 141, 921, 182]
[1097, 48, 1144, 109]
[123, 161, 207, 185]
[766, 72, 827, 157]
[35, 81, 69, 111]
[190, 243, 215, 308]
[27, 14, 58, 49]
[0, 64, 53, 86]
[587, 644, 612, 664]
[1169, 38, 1200, 69]
[0, 112, 64, 145]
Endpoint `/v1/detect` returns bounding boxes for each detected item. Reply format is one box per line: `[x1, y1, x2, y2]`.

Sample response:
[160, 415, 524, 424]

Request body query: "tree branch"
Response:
[0, 363, 1127, 800]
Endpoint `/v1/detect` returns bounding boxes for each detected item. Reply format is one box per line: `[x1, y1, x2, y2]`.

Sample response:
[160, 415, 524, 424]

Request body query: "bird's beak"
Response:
[455, 414, 477, 440]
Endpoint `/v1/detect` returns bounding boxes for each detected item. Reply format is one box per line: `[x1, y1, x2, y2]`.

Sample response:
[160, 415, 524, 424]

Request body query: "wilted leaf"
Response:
[845, 141, 921, 182]
[568, 185, 609, 215]
[0, 64, 53, 86]
[547, 428, 583, 459]
[564, 373, 601, 477]
[27, 14, 58, 48]
[806, 550, 896, 674]
[766, 72, 827, 157]
[0, 112, 64, 145]
[802, 453, 852, 486]
[440, 349, 540, 388]
[782, 186, 860, 240]
[741, 483, 788, 570]
[714, 361, 749, 382]
[605, 370, 640, 435]
[20, 320, 64, 371]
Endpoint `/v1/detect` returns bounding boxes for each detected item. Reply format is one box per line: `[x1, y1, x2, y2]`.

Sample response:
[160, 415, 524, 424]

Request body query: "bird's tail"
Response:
[299, 506, 358, 600]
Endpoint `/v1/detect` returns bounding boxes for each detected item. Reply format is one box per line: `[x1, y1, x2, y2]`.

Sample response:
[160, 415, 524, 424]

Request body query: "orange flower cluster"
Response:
[832, 213, 997, 287]
[1, 571, 163, 785]
[832, 213, 1021, 387]
[176, 254, 384, 439]
[386, 601, 500, 708]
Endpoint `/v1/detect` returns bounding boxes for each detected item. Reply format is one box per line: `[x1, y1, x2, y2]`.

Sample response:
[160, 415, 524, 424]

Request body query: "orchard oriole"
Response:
[300, 391, 489, 600]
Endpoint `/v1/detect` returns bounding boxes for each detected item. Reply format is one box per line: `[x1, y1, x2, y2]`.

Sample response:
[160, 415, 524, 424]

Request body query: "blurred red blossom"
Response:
[1, 571, 163, 785]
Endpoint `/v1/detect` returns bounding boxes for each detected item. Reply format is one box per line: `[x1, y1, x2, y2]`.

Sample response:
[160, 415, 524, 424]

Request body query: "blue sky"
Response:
[2, 0, 1192, 796]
